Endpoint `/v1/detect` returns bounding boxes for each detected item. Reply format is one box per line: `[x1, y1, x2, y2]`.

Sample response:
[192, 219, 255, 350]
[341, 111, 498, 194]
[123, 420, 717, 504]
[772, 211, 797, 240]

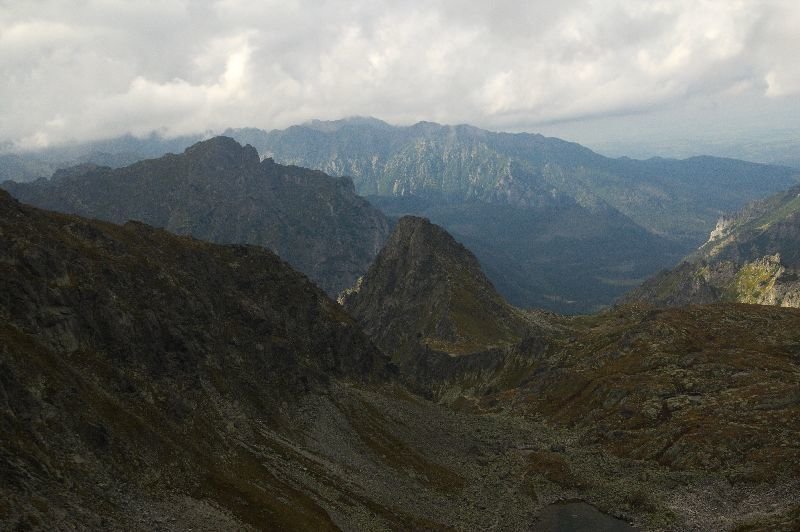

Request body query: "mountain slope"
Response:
[341, 216, 533, 358]
[0, 189, 393, 529]
[625, 184, 800, 307]
[3, 191, 799, 530]
[2, 137, 389, 296]
[0, 191, 582, 531]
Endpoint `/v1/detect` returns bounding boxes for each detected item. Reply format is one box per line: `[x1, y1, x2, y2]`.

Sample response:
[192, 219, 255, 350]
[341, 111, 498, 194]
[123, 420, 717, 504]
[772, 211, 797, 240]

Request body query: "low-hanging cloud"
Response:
[1, 0, 798, 149]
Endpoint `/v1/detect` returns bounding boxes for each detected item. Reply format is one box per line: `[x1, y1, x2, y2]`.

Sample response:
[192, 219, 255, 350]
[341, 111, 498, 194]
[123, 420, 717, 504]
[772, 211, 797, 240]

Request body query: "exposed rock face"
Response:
[625, 184, 800, 307]
[246, 119, 799, 239]
[2, 136, 390, 296]
[341, 216, 533, 359]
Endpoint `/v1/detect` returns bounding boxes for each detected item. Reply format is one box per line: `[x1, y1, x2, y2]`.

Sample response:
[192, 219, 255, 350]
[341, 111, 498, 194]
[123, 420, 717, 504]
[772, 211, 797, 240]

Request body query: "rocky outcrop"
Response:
[625, 184, 800, 307]
[2, 137, 390, 296]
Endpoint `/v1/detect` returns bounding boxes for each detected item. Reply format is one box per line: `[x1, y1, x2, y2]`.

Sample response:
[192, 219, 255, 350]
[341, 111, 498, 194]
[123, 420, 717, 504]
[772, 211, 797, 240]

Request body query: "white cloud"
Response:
[0, 0, 798, 148]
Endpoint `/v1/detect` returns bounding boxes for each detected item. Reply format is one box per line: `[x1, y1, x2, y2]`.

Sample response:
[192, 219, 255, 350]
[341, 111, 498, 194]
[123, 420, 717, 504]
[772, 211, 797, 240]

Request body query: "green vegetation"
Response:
[732, 258, 783, 303]
[627, 183, 800, 308]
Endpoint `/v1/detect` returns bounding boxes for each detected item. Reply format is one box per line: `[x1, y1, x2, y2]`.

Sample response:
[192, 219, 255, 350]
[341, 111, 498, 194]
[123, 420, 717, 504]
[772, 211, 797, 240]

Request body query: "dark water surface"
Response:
[534, 501, 638, 531]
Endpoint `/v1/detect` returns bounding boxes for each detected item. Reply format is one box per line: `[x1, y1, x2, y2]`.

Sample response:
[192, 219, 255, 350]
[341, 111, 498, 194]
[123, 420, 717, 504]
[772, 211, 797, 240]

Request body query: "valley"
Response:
[5, 122, 797, 313]
[2, 186, 799, 530]
[3, 2, 800, 529]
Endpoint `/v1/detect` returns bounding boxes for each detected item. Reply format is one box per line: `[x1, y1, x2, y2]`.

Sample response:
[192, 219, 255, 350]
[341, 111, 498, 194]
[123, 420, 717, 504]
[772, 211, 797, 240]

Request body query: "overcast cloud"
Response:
[1, 0, 799, 151]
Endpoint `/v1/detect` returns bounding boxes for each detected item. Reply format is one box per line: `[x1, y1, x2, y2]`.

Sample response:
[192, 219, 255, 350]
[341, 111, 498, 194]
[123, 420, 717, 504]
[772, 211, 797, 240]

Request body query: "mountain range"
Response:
[245, 118, 799, 243]
[2, 137, 389, 297]
[236, 119, 800, 311]
[3, 190, 798, 530]
[4, 118, 798, 312]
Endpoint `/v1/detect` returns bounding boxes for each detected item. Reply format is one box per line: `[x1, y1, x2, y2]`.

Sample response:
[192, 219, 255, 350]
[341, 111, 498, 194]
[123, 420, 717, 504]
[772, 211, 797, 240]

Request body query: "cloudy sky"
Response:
[2, 0, 799, 158]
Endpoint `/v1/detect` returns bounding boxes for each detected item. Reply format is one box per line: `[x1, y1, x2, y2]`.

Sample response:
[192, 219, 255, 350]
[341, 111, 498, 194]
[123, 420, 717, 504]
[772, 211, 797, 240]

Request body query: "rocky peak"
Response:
[1, 138, 389, 297]
[377, 215, 485, 282]
[182, 135, 260, 170]
[341, 216, 532, 359]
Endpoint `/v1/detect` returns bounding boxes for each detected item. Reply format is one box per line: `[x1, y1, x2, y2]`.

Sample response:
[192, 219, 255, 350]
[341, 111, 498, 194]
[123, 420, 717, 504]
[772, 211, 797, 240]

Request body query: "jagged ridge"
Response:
[2, 137, 390, 296]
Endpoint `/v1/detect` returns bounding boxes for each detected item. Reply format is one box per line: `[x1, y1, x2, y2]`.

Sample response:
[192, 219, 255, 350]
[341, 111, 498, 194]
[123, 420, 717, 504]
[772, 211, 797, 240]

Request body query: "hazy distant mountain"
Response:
[592, 130, 800, 171]
[0, 132, 205, 182]
[4, 119, 797, 312]
[2, 137, 389, 296]
[232, 118, 799, 242]
[5, 122, 795, 234]
[0, 153, 59, 183]
[625, 183, 800, 307]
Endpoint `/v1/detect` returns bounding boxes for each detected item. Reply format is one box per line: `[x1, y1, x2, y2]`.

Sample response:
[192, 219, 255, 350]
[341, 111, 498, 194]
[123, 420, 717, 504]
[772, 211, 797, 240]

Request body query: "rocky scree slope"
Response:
[340, 216, 534, 360]
[625, 183, 800, 307]
[1, 136, 389, 296]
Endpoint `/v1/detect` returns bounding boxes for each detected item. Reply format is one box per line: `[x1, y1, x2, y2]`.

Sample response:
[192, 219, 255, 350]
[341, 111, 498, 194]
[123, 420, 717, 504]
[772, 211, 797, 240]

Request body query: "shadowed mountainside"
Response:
[2, 137, 389, 297]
